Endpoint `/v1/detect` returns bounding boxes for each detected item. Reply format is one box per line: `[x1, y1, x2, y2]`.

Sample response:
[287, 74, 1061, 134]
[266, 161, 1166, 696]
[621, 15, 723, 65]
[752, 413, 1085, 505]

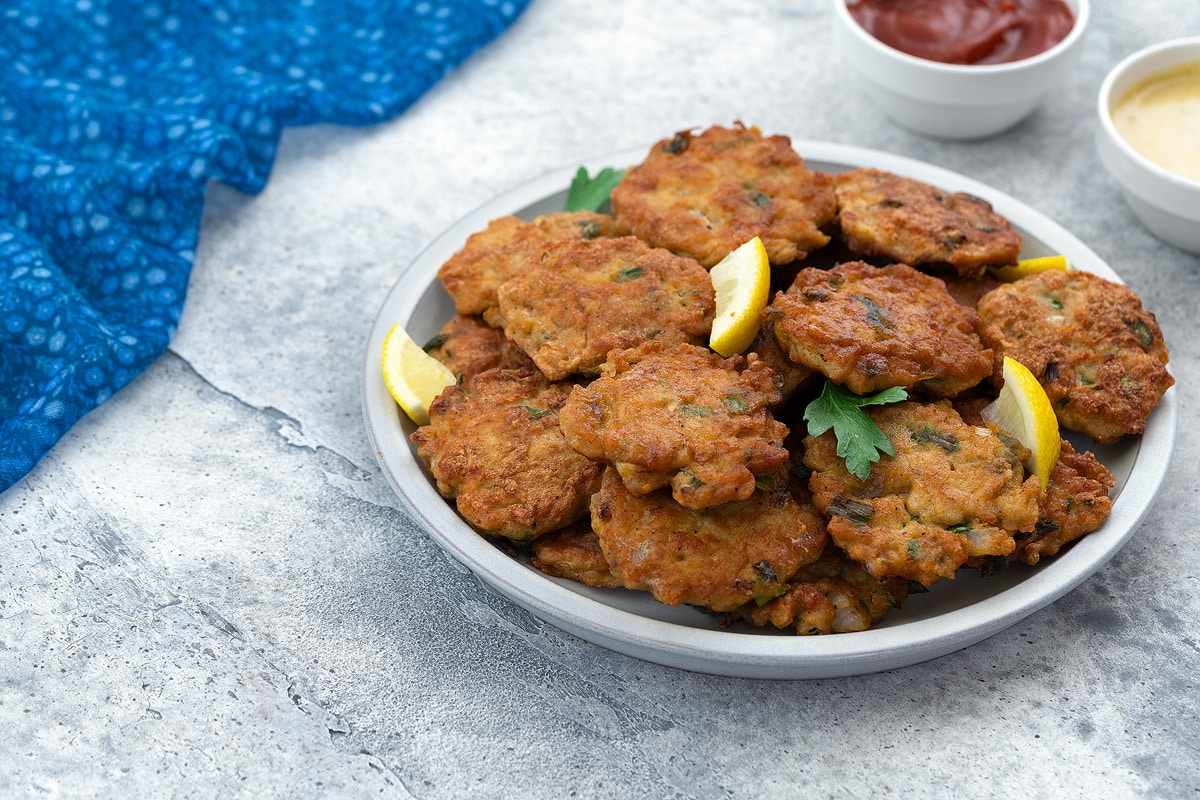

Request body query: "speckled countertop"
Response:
[3, 2, 1199, 798]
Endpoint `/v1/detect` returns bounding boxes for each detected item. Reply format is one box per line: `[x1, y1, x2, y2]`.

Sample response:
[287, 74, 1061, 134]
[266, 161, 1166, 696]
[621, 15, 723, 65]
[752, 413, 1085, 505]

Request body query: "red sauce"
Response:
[848, 0, 1076, 65]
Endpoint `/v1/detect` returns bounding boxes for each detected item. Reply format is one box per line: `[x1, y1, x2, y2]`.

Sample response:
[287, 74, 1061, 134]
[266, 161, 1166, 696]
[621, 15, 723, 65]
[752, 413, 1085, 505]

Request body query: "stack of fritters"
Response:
[410, 122, 1172, 635]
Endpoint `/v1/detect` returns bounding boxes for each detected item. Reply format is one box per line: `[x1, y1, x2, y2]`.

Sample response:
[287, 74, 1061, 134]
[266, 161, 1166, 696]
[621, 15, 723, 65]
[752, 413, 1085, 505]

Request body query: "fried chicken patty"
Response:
[494, 236, 714, 380]
[1017, 439, 1115, 566]
[954, 398, 1115, 568]
[744, 308, 816, 403]
[940, 270, 1004, 310]
[805, 400, 1041, 586]
[767, 261, 993, 397]
[527, 521, 624, 589]
[610, 123, 838, 268]
[976, 269, 1174, 444]
[590, 467, 826, 611]
[411, 368, 603, 542]
[438, 211, 629, 320]
[723, 507, 910, 635]
[835, 167, 1022, 277]
[423, 313, 534, 381]
[559, 342, 789, 510]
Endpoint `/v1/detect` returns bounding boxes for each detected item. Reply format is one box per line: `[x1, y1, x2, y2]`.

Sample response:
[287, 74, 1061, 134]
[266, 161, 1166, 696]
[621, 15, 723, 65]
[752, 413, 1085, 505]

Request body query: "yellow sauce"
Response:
[1111, 61, 1200, 183]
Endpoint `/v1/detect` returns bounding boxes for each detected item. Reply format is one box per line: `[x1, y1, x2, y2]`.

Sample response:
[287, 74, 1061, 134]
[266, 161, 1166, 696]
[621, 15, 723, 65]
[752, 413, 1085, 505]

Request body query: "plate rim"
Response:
[361, 140, 1178, 680]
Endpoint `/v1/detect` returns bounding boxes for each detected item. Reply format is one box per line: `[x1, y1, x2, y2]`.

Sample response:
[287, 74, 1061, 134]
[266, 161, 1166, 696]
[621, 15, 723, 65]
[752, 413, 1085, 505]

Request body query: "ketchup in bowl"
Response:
[847, 0, 1075, 65]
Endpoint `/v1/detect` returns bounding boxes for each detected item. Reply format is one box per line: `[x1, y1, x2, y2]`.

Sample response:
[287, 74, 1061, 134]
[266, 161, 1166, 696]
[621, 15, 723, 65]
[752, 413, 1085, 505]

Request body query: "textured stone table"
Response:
[3, 2, 1199, 797]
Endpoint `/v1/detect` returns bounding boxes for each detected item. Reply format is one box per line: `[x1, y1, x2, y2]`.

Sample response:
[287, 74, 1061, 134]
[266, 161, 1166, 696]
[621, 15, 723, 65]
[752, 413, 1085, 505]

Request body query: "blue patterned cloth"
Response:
[0, 0, 529, 492]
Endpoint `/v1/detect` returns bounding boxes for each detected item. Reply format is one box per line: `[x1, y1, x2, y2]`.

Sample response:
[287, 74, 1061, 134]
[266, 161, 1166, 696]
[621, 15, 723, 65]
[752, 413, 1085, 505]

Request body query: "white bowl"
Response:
[1096, 37, 1200, 254]
[832, 0, 1090, 140]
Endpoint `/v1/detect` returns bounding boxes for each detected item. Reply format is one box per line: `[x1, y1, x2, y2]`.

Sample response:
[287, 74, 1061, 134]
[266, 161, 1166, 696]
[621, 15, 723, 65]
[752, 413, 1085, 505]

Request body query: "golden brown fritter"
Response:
[948, 387, 998, 426]
[494, 236, 714, 381]
[835, 167, 1021, 278]
[527, 521, 624, 589]
[744, 307, 817, 403]
[559, 342, 789, 510]
[438, 211, 629, 320]
[411, 368, 603, 542]
[805, 400, 1041, 586]
[976, 269, 1174, 444]
[1016, 440, 1115, 566]
[423, 313, 534, 381]
[953, 400, 1115, 568]
[590, 467, 827, 612]
[723, 506, 909, 635]
[767, 261, 994, 397]
[732, 547, 910, 635]
[610, 123, 838, 268]
[940, 270, 1004, 310]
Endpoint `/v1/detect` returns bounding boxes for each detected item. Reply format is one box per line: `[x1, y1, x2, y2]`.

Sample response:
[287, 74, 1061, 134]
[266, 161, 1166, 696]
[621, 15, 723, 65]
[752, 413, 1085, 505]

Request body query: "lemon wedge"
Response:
[709, 236, 771, 357]
[381, 323, 457, 426]
[988, 254, 1070, 282]
[981, 356, 1061, 490]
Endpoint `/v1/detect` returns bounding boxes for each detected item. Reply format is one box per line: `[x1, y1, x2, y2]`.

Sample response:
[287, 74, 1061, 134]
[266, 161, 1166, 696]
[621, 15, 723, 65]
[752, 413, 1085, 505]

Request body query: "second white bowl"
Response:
[1095, 37, 1200, 254]
[832, 0, 1091, 140]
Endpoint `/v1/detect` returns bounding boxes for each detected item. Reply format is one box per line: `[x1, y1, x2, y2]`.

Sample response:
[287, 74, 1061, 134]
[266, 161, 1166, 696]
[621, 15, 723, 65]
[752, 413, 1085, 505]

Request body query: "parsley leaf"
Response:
[803, 380, 907, 480]
[565, 166, 626, 212]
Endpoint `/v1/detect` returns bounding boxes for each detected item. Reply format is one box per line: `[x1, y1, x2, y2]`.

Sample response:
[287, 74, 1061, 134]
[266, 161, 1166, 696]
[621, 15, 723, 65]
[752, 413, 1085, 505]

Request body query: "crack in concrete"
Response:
[162, 350, 415, 793]
[166, 349, 314, 447]
[287, 678, 417, 797]
[164, 349, 394, 506]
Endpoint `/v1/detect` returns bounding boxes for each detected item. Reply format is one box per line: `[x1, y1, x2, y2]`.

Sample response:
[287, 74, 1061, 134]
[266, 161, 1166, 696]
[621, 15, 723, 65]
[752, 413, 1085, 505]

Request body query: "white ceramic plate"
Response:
[362, 141, 1177, 680]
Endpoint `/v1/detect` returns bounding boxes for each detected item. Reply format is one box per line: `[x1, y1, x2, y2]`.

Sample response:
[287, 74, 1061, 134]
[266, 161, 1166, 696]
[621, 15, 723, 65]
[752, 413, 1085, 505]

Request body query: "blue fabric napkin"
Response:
[0, 0, 530, 493]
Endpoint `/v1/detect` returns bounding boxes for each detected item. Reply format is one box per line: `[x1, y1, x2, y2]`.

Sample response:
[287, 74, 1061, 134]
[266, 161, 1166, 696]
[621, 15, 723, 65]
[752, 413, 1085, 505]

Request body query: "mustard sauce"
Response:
[1112, 61, 1200, 183]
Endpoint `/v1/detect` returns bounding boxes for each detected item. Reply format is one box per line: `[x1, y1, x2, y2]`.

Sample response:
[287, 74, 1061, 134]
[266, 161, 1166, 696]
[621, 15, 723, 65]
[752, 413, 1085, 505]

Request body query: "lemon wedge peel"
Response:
[981, 356, 1061, 491]
[381, 323, 457, 426]
[708, 236, 771, 357]
[988, 254, 1070, 282]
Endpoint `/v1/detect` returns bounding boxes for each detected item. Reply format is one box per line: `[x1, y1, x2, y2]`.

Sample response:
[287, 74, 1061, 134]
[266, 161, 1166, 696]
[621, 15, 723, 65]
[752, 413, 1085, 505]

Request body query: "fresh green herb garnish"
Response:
[804, 380, 907, 480]
[565, 166, 626, 212]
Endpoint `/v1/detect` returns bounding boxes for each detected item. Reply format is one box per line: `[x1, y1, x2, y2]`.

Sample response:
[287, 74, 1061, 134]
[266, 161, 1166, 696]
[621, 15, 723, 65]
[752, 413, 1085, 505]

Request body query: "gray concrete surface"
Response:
[3, 2, 1199, 797]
